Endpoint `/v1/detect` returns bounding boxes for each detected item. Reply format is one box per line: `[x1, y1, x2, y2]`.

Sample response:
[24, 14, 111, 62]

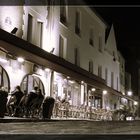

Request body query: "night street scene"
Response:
[0, 0, 140, 139]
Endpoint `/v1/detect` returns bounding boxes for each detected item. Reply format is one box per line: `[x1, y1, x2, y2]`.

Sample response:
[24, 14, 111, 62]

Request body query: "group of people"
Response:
[0, 86, 44, 118]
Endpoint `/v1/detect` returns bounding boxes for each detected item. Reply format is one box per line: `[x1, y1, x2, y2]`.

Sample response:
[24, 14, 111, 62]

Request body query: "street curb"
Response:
[0, 118, 56, 123]
[0, 117, 88, 123]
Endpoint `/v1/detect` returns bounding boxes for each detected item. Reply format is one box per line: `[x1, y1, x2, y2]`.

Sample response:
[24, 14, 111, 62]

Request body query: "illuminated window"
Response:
[75, 10, 81, 36]
[94, 96, 102, 108]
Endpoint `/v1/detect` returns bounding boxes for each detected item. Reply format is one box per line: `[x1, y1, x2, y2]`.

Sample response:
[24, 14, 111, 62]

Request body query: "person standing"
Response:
[11, 86, 24, 106]
[9, 86, 24, 117]
[24, 86, 38, 117]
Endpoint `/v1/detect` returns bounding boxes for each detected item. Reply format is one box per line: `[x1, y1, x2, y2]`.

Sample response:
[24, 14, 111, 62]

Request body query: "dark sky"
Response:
[94, 7, 140, 60]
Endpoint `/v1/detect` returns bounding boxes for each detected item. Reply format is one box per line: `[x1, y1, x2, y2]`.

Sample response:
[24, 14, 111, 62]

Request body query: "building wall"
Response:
[0, 5, 131, 110]
[22, 6, 48, 48]
[59, 6, 106, 74]
[54, 6, 120, 92]
[0, 49, 51, 94]
[104, 25, 120, 91]
[0, 6, 23, 37]
[0, 5, 120, 92]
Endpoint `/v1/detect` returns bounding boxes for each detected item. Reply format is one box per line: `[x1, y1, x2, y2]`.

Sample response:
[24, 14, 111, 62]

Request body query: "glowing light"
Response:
[126, 117, 133, 121]
[0, 58, 8, 63]
[67, 76, 70, 79]
[106, 106, 110, 110]
[17, 57, 24, 63]
[64, 78, 67, 82]
[91, 88, 96, 91]
[81, 81, 84, 84]
[103, 90, 107, 95]
[134, 101, 138, 105]
[127, 91, 132, 96]
[68, 80, 75, 84]
[45, 68, 50, 72]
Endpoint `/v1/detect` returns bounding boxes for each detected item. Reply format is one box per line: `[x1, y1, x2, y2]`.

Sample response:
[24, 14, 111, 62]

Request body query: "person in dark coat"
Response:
[11, 86, 24, 106]
[7, 86, 24, 117]
[29, 89, 44, 117]
[10, 86, 24, 116]
[0, 87, 8, 117]
[24, 86, 39, 117]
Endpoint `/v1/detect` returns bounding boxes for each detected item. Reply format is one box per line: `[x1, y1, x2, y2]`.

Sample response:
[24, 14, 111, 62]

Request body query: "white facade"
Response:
[0, 5, 137, 112]
[47, 6, 121, 92]
[0, 6, 120, 92]
[104, 25, 120, 91]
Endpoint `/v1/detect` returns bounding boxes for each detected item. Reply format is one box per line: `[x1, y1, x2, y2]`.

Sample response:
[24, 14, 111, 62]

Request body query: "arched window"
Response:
[20, 74, 45, 95]
[0, 65, 10, 92]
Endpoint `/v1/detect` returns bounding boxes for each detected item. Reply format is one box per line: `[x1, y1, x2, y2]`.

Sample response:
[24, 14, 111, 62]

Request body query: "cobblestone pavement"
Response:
[0, 118, 140, 134]
[0, 118, 140, 140]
